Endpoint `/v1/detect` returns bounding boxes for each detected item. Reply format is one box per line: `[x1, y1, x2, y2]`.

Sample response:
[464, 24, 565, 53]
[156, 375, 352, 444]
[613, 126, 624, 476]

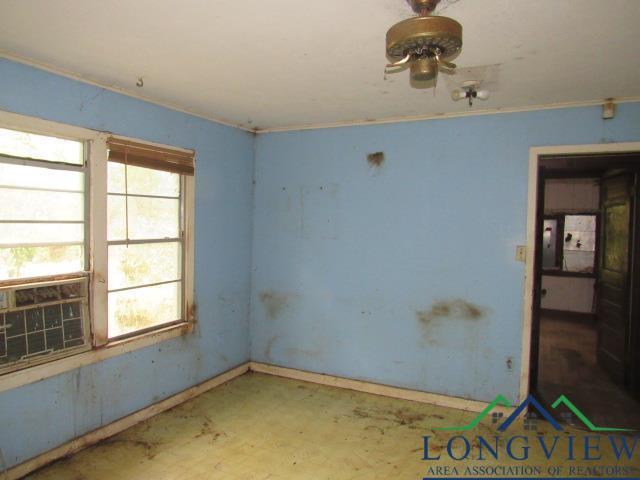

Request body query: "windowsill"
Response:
[0, 321, 193, 394]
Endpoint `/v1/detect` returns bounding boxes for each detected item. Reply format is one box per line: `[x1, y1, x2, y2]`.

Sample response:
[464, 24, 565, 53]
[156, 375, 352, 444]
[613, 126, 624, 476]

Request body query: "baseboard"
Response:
[5, 362, 250, 480]
[249, 361, 512, 414]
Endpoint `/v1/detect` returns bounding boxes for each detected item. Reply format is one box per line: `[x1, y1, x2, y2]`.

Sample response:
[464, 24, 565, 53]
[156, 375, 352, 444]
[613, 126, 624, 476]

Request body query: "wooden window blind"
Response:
[107, 137, 194, 175]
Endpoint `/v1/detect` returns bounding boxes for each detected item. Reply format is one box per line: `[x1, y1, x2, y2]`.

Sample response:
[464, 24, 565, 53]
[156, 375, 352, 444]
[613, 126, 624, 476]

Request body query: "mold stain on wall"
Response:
[264, 335, 278, 361]
[366, 151, 385, 177]
[415, 299, 489, 346]
[416, 299, 487, 327]
[259, 290, 292, 320]
[366, 152, 385, 168]
[285, 346, 324, 358]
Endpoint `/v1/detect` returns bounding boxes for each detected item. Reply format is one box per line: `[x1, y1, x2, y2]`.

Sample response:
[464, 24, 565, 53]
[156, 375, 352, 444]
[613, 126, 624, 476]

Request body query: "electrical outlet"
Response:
[515, 245, 527, 262]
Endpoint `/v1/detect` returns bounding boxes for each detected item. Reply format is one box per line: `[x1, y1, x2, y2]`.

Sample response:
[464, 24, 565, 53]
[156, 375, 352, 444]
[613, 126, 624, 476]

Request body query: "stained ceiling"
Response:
[1, 0, 639, 131]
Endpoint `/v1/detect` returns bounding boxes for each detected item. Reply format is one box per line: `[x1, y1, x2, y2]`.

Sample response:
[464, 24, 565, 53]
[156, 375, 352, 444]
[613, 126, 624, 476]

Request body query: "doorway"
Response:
[524, 146, 640, 430]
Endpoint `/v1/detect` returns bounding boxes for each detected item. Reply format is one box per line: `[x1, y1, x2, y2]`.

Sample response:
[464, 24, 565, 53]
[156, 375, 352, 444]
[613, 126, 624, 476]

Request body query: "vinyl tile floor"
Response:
[27, 372, 640, 479]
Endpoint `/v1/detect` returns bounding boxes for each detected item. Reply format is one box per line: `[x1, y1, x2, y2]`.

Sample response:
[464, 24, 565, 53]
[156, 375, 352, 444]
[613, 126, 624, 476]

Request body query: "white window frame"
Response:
[0, 110, 195, 393]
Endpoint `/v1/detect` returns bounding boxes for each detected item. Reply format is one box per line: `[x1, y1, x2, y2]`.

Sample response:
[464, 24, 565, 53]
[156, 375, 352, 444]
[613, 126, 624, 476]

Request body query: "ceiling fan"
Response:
[385, 0, 462, 88]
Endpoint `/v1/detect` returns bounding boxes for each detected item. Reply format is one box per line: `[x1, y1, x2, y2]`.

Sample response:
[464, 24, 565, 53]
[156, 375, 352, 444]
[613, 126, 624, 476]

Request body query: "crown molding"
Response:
[255, 96, 640, 134]
[3, 51, 639, 136]
[0, 51, 255, 133]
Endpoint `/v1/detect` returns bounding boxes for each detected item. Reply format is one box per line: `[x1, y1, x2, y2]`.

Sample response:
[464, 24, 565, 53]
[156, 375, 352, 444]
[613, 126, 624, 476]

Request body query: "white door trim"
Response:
[519, 141, 640, 402]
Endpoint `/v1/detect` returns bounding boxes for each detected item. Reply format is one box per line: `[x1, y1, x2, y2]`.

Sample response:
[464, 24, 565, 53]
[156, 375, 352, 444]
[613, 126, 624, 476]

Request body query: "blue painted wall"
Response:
[0, 59, 254, 468]
[251, 103, 640, 403]
[2, 55, 640, 469]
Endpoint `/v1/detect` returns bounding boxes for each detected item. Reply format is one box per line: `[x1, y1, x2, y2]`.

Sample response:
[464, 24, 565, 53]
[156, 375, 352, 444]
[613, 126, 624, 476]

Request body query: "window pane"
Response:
[542, 219, 558, 270]
[0, 223, 84, 245]
[108, 162, 180, 197]
[108, 281, 181, 338]
[108, 242, 181, 290]
[0, 127, 83, 165]
[108, 195, 180, 241]
[563, 215, 597, 273]
[0, 188, 84, 221]
[0, 164, 83, 191]
[0, 245, 84, 281]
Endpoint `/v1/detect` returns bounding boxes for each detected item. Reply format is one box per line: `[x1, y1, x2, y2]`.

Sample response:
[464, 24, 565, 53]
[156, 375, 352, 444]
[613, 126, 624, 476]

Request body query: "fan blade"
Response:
[385, 53, 412, 72]
[435, 54, 456, 71]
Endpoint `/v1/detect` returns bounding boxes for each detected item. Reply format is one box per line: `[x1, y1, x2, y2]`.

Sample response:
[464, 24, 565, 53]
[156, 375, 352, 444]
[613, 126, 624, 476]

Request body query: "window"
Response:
[106, 138, 192, 339]
[542, 218, 559, 270]
[0, 114, 195, 376]
[0, 127, 86, 281]
[563, 215, 597, 273]
[542, 214, 598, 275]
[0, 126, 90, 372]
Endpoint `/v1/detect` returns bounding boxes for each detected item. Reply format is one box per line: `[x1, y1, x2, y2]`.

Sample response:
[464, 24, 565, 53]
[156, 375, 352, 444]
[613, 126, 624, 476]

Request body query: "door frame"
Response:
[519, 142, 640, 402]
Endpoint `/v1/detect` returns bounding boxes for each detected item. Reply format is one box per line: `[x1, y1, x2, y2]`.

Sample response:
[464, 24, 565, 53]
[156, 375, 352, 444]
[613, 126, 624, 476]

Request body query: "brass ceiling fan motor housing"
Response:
[386, 0, 463, 86]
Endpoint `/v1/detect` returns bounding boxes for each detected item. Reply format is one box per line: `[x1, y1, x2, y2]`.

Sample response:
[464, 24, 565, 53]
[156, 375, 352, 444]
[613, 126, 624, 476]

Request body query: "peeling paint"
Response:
[188, 301, 198, 322]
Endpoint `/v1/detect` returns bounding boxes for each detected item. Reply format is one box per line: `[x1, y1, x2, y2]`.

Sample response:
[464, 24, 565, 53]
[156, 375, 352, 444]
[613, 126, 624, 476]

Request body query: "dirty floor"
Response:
[538, 312, 640, 431]
[28, 372, 639, 479]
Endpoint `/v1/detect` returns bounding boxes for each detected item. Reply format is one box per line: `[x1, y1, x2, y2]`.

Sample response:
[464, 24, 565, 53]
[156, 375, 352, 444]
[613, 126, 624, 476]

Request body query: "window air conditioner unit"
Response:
[0, 277, 91, 375]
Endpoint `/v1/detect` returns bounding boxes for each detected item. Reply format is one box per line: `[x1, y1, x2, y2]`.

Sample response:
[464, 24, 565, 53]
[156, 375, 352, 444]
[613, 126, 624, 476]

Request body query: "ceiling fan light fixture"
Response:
[476, 89, 490, 101]
[451, 89, 466, 101]
[410, 57, 439, 83]
[451, 80, 490, 106]
[385, 0, 463, 89]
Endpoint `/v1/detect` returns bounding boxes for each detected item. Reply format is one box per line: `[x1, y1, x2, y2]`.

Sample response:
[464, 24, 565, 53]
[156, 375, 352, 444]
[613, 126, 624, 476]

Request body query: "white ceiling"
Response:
[1, 0, 639, 131]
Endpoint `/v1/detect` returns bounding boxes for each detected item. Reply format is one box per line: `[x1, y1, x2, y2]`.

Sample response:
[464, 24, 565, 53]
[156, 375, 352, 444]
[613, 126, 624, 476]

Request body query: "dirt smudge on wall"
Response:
[259, 290, 292, 320]
[286, 346, 323, 358]
[367, 152, 385, 168]
[264, 336, 277, 361]
[416, 299, 487, 327]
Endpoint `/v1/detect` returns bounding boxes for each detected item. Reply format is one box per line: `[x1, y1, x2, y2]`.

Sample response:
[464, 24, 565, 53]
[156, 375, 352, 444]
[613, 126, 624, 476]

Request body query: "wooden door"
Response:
[597, 173, 635, 385]
[530, 168, 547, 397]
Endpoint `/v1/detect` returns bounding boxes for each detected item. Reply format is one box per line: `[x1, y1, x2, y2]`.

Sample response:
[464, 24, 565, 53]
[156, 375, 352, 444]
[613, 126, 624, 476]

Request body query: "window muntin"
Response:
[106, 162, 184, 339]
[0, 128, 86, 281]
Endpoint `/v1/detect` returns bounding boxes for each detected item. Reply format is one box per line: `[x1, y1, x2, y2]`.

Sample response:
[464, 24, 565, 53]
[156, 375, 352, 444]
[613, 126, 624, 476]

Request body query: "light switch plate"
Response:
[603, 100, 616, 120]
[515, 245, 527, 262]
